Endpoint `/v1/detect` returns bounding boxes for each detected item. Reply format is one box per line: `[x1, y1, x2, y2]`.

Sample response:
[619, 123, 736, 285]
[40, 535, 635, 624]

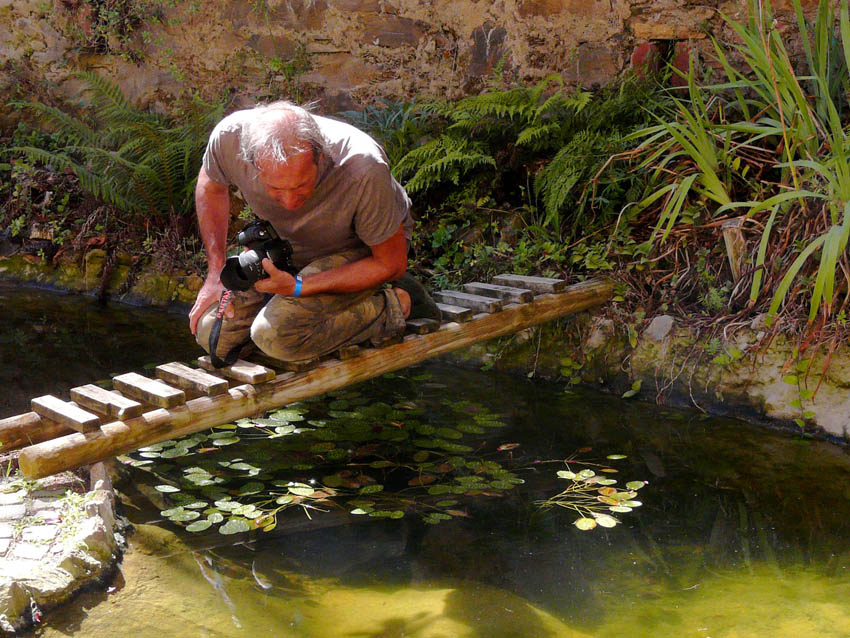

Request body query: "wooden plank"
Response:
[155, 362, 229, 397]
[31, 395, 101, 433]
[0, 412, 73, 452]
[17, 278, 613, 479]
[434, 290, 502, 313]
[112, 372, 186, 409]
[197, 356, 276, 384]
[492, 274, 566, 293]
[463, 282, 534, 303]
[335, 345, 362, 360]
[405, 318, 440, 335]
[70, 384, 144, 419]
[435, 303, 474, 323]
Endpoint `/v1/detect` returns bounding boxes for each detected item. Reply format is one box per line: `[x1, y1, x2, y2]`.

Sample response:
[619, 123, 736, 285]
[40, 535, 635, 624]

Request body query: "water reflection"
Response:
[6, 289, 850, 638]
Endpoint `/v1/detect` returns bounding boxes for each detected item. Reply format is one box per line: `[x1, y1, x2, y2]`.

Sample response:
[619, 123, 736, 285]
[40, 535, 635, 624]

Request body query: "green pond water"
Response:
[6, 287, 850, 638]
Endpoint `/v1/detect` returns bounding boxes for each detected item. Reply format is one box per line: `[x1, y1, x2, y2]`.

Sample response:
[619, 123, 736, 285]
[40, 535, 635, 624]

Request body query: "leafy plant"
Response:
[7, 72, 224, 232]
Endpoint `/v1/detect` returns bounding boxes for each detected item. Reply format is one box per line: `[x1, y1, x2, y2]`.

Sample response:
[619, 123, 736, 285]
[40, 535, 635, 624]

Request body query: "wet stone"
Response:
[21, 524, 59, 543]
[0, 503, 26, 521]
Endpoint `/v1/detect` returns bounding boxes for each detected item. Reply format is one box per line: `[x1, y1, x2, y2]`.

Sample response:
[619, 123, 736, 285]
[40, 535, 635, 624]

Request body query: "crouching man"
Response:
[188, 101, 438, 363]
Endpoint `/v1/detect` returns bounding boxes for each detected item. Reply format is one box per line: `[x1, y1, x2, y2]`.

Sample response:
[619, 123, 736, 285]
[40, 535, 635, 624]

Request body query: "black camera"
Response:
[219, 220, 296, 291]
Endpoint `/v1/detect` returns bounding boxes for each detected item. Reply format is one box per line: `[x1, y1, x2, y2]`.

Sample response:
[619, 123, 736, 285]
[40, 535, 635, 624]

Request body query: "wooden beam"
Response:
[0, 412, 73, 452]
[17, 278, 613, 479]
[70, 384, 144, 420]
[197, 357, 276, 384]
[434, 290, 502, 313]
[113, 372, 186, 409]
[155, 362, 229, 396]
[463, 282, 533, 303]
[492, 274, 566, 293]
[31, 395, 101, 433]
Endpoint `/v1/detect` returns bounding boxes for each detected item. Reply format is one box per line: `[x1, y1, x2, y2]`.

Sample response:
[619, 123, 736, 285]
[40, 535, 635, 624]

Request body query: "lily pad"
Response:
[574, 517, 597, 531]
[186, 520, 212, 532]
[219, 517, 251, 535]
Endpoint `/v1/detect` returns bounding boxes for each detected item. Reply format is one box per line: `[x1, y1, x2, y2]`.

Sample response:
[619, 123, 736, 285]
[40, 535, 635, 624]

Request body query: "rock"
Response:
[586, 318, 613, 349]
[361, 14, 427, 48]
[631, 41, 663, 77]
[467, 22, 508, 78]
[564, 42, 621, 89]
[644, 315, 675, 342]
[630, 7, 716, 40]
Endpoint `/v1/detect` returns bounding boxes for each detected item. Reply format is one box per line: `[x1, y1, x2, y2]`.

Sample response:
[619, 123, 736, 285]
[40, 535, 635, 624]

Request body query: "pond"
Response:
[6, 287, 850, 638]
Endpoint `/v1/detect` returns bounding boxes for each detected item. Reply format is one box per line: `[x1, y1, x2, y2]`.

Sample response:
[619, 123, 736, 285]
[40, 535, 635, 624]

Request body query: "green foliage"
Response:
[338, 99, 437, 166]
[628, 0, 850, 326]
[7, 72, 224, 229]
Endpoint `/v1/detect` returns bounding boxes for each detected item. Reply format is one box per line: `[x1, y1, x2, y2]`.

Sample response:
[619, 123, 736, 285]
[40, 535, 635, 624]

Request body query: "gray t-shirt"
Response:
[202, 111, 412, 267]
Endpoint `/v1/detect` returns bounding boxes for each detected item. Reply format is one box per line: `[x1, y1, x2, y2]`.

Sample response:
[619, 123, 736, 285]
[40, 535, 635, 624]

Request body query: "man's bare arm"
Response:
[188, 167, 232, 334]
[255, 224, 407, 296]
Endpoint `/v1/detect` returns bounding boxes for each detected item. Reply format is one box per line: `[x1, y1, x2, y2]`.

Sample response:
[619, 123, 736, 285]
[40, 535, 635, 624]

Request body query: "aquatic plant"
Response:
[121, 372, 645, 535]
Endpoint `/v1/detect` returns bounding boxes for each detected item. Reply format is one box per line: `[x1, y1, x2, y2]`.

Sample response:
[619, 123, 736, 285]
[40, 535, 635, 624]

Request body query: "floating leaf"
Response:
[171, 510, 201, 522]
[557, 470, 577, 479]
[625, 481, 647, 490]
[186, 520, 212, 532]
[212, 437, 240, 447]
[160, 507, 184, 517]
[155, 485, 180, 493]
[497, 443, 521, 451]
[606, 454, 627, 460]
[359, 484, 384, 494]
[288, 486, 316, 497]
[593, 514, 618, 528]
[574, 517, 597, 531]
[597, 479, 618, 486]
[238, 482, 265, 495]
[219, 518, 251, 535]
[408, 475, 438, 486]
[609, 505, 633, 513]
[577, 469, 596, 479]
[207, 512, 224, 524]
[350, 508, 370, 515]
[623, 500, 643, 507]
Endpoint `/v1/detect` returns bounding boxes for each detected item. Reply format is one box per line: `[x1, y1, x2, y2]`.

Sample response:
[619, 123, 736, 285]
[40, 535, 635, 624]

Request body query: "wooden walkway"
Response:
[1, 276, 613, 479]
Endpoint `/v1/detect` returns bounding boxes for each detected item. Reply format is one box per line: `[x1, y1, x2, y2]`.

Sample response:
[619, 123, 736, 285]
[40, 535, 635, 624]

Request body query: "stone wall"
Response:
[0, 0, 822, 117]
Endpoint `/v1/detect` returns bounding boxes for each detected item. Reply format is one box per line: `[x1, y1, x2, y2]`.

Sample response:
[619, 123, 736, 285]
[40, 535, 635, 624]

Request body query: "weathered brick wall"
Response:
[0, 0, 822, 116]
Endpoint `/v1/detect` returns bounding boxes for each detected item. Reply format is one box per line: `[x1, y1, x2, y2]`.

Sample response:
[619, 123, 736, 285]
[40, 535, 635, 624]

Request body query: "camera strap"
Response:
[208, 290, 251, 369]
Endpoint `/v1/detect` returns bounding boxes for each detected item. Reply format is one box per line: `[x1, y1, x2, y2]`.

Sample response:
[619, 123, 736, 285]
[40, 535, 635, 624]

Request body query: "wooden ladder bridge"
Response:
[1, 276, 613, 479]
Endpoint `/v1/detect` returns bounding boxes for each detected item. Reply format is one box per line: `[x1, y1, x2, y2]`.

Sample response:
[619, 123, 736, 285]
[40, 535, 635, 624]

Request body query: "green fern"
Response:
[6, 73, 224, 226]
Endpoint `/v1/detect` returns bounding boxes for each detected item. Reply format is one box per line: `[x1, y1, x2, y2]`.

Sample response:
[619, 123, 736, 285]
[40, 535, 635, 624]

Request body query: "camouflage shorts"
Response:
[195, 247, 406, 363]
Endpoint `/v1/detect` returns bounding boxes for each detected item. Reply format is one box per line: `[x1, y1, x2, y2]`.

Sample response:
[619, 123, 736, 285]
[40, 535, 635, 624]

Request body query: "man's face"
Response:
[255, 150, 318, 211]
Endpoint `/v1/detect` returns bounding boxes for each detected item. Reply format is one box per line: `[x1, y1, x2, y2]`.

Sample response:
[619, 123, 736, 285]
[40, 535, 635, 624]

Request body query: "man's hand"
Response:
[254, 259, 297, 295]
[189, 276, 231, 335]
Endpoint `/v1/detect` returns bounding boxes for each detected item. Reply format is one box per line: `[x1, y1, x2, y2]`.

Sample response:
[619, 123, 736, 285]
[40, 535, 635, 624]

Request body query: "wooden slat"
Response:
[0, 412, 73, 452]
[18, 279, 613, 479]
[463, 282, 533, 303]
[335, 345, 362, 360]
[197, 356, 276, 384]
[492, 274, 566, 293]
[155, 362, 229, 397]
[405, 318, 440, 335]
[436, 303, 474, 322]
[31, 395, 101, 433]
[434, 290, 502, 313]
[112, 372, 186, 409]
[70, 384, 144, 419]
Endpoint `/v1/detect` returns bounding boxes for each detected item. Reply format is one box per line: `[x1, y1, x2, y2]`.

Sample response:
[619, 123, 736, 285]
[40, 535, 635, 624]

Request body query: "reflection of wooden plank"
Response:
[436, 303, 474, 323]
[0, 412, 73, 452]
[155, 362, 229, 396]
[19, 279, 614, 479]
[70, 384, 144, 419]
[406, 318, 440, 335]
[31, 395, 101, 433]
[197, 356, 275, 384]
[113, 372, 186, 409]
[463, 282, 533, 303]
[492, 274, 565, 293]
[434, 290, 502, 313]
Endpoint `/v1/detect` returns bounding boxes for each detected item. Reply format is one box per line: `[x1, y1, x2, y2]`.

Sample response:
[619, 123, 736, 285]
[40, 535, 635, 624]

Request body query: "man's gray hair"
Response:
[239, 101, 328, 166]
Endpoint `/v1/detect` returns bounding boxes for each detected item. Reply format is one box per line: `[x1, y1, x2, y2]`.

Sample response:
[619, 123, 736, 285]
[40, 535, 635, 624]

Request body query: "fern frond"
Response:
[7, 102, 98, 146]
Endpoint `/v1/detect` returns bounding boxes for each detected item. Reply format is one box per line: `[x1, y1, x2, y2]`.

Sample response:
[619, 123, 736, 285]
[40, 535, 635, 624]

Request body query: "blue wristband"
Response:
[293, 275, 303, 297]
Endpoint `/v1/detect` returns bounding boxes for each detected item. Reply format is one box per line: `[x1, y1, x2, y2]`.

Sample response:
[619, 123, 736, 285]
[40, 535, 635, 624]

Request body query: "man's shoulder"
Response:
[314, 115, 388, 173]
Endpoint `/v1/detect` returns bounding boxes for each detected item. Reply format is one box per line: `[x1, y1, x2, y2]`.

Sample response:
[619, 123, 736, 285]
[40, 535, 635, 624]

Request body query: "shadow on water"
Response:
[6, 288, 850, 637]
